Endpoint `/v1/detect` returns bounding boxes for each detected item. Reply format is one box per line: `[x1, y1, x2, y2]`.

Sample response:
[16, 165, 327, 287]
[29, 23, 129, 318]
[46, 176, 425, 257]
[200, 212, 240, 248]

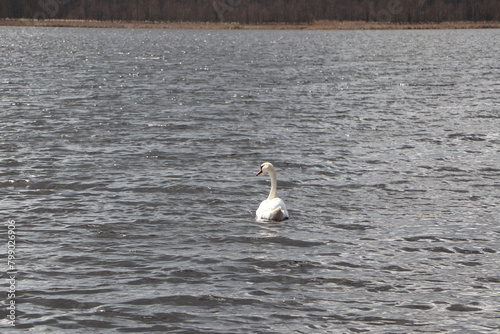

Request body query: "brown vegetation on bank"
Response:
[1, 18, 499, 30]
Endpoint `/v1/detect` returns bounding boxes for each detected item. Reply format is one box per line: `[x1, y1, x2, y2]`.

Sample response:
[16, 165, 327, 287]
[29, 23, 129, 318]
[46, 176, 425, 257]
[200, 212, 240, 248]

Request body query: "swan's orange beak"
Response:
[256, 168, 263, 176]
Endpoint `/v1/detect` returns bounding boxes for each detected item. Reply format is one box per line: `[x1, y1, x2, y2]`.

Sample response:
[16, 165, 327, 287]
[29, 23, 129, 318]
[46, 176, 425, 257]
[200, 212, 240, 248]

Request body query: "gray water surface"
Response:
[1, 27, 499, 333]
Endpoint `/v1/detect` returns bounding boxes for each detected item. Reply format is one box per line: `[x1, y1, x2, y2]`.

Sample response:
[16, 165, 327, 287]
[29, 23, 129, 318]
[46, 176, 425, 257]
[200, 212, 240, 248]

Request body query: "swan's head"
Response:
[256, 162, 275, 176]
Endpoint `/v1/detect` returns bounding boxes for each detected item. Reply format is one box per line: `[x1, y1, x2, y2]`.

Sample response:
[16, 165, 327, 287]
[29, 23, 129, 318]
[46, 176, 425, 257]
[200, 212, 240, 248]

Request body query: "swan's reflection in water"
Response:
[256, 221, 283, 239]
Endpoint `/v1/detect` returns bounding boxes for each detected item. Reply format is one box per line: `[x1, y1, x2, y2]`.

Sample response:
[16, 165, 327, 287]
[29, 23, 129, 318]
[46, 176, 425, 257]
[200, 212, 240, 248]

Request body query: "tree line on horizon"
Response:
[1, 0, 498, 23]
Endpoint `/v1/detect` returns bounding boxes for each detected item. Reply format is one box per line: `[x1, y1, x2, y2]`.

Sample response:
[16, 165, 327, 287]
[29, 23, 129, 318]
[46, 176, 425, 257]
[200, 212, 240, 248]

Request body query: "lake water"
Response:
[1, 26, 499, 333]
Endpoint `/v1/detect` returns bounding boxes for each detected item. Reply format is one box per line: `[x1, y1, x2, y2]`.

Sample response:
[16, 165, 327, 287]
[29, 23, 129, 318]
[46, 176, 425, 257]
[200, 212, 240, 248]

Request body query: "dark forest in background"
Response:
[1, 0, 498, 23]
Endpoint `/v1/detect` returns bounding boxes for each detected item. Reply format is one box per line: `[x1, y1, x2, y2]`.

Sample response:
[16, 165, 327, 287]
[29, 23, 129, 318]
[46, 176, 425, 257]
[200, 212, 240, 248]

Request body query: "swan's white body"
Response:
[256, 162, 289, 221]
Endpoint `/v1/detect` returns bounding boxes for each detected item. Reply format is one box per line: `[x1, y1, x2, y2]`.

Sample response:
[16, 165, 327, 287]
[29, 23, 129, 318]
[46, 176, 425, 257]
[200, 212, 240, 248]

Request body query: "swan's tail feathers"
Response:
[270, 207, 286, 221]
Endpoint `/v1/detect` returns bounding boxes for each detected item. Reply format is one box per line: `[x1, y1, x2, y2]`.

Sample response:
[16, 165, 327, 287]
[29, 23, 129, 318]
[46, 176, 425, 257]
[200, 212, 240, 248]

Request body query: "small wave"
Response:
[0, 179, 31, 188]
[404, 235, 441, 242]
[446, 304, 482, 312]
[23, 297, 101, 310]
[397, 303, 434, 310]
[124, 294, 261, 307]
[242, 259, 321, 270]
[209, 235, 324, 247]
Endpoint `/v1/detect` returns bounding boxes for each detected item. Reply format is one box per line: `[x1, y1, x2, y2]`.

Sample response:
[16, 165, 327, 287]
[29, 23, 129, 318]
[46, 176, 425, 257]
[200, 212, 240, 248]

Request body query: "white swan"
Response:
[255, 162, 289, 221]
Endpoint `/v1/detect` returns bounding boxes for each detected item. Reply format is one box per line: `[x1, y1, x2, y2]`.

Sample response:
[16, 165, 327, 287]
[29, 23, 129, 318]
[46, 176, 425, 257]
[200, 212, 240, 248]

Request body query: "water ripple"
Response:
[1, 27, 499, 333]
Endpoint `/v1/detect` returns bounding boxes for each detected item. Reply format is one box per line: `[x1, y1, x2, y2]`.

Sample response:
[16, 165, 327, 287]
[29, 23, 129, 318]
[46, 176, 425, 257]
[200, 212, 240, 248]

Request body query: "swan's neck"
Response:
[267, 169, 277, 200]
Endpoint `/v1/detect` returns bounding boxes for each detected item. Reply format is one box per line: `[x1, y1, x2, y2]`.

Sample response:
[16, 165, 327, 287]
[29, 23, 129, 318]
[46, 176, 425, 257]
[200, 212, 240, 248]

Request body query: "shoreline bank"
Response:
[1, 18, 500, 30]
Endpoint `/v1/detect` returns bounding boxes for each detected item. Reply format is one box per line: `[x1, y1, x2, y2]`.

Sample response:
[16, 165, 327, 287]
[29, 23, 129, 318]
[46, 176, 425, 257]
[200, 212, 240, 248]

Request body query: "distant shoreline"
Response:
[1, 18, 500, 30]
